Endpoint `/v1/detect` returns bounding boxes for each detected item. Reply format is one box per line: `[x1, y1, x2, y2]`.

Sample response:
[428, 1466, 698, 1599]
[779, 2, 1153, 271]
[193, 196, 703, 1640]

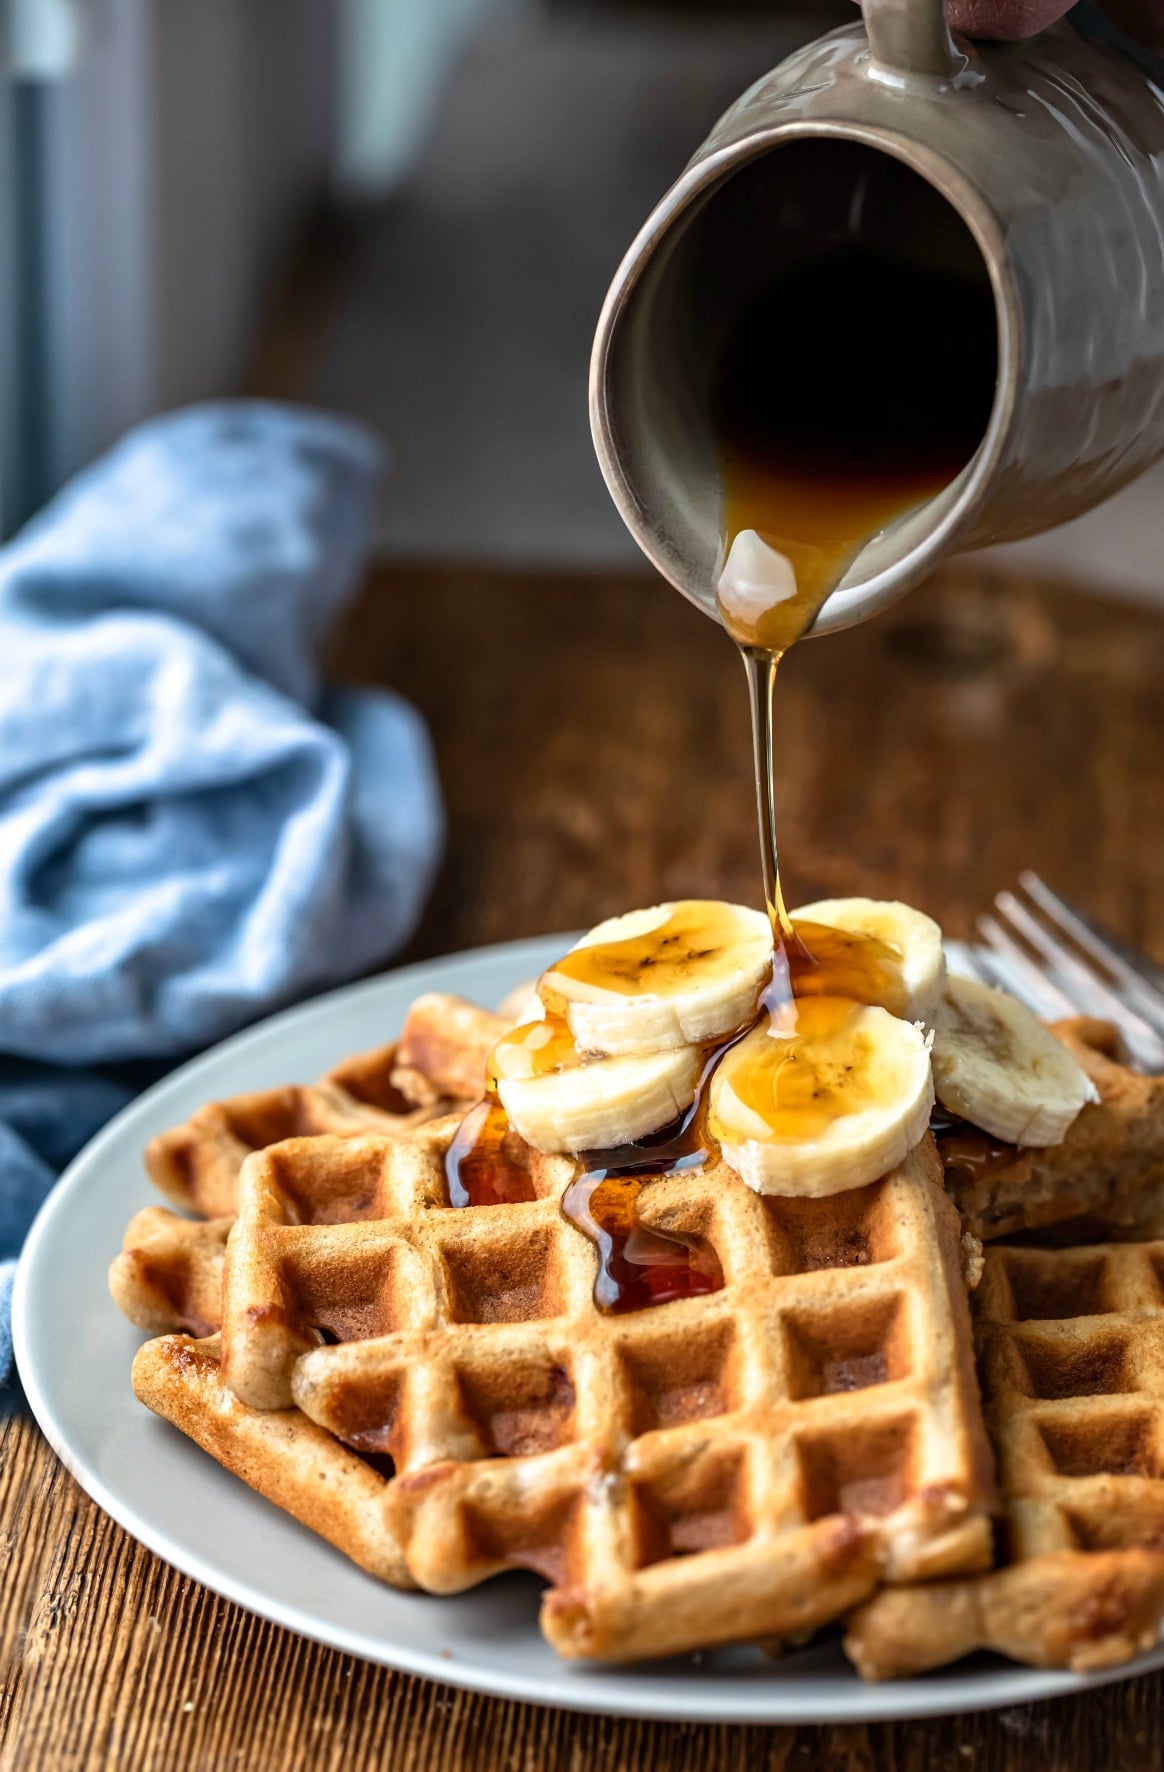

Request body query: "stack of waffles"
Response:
[111, 947, 1164, 1676]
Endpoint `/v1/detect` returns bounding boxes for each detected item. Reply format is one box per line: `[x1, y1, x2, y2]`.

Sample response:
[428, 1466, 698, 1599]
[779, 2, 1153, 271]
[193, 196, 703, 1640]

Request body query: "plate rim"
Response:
[14, 935, 1164, 1724]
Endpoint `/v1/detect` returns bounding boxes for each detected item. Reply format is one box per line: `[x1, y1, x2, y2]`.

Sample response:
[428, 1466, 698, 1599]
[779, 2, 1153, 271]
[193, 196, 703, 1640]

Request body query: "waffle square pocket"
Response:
[206, 1124, 994, 1661]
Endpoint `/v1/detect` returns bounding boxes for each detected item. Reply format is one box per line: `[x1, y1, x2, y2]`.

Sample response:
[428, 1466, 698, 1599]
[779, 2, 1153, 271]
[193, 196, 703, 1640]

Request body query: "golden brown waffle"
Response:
[132, 1333, 411, 1586]
[144, 993, 505, 1220]
[941, 1018, 1164, 1243]
[110, 1206, 230, 1337]
[845, 1236, 1164, 1677]
[214, 1125, 994, 1662]
[111, 993, 501, 1336]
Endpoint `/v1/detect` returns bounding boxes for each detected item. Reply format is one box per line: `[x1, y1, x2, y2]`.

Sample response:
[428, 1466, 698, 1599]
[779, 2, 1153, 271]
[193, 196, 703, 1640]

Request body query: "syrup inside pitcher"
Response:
[714, 241, 997, 652]
[601, 139, 1001, 635]
[700, 148, 998, 938]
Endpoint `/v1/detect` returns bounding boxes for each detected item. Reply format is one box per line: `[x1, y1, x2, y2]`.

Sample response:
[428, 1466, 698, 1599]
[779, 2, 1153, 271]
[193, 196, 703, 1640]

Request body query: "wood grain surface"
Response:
[4, 561, 1164, 1770]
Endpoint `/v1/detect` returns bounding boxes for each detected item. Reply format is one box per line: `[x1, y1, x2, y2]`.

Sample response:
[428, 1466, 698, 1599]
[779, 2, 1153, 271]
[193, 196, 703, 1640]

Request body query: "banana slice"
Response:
[790, 897, 945, 1024]
[931, 972, 1098, 1146]
[708, 997, 934, 1196]
[539, 900, 773, 1056]
[491, 1017, 701, 1155]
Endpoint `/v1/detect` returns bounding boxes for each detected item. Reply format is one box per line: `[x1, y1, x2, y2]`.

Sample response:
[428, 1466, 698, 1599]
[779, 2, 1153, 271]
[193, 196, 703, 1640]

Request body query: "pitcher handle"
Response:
[863, 0, 963, 78]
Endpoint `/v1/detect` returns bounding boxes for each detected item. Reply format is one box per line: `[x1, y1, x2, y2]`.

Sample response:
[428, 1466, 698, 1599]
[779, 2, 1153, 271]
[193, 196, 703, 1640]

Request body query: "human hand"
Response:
[944, 0, 1074, 35]
[858, 0, 1164, 45]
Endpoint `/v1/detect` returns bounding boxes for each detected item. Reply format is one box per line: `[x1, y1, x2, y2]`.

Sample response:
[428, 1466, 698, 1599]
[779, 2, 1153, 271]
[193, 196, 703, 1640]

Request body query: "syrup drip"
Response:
[445, 1017, 583, 1207]
[561, 1041, 732, 1313]
[716, 252, 990, 956]
[489, 1012, 581, 1078]
[446, 1009, 604, 1206]
[764, 917, 906, 1014]
[443, 252, 995, 1290]
[444, 1093, 537, 1208]
[929, 1106, 1016, 1189]
[447, 1027, 733, 1315]
[561, 1169, 722, 1314]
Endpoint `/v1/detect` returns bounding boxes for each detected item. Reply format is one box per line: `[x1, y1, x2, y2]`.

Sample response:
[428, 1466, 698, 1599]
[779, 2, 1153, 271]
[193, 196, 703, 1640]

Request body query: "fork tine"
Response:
[976, 912, 1080, 1020]
[1019, 871, 1164, 1035]
[993, 890, 1164, 1070]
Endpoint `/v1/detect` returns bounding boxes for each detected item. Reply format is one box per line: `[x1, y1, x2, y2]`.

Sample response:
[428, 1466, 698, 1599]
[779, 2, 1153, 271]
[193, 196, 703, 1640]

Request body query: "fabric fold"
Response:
[1, 402, 444, 1380]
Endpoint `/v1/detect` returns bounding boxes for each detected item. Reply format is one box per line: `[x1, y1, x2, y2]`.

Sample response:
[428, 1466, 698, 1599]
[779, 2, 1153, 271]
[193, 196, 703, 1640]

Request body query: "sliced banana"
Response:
[708, 997, 934, 1197]
[538, 899, 772, 1057]
[931, 972, 1098, 1146]
[491, 1017, 702, 1155]
[790, 897, 945, 1025]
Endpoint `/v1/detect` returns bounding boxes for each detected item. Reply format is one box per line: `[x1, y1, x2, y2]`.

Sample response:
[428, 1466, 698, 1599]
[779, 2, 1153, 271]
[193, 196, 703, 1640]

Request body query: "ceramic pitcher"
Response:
[589, 0, 1164, 636]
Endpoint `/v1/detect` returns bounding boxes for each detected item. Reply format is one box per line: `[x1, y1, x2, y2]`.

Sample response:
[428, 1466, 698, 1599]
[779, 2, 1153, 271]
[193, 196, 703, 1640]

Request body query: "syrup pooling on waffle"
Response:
[122, 902, 1139, 1671]
[215, 1124, 994, 1661]
[845, 1235, 1164, 1677]
[447, 900, 953, 1314]
[444, 1096, 537, 1208]
[445, 902, 1105, 1315]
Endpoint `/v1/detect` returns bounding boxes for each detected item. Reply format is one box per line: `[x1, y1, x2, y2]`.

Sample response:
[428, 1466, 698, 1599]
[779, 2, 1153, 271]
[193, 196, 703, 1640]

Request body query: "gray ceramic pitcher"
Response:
[590, 0, 1164, 636]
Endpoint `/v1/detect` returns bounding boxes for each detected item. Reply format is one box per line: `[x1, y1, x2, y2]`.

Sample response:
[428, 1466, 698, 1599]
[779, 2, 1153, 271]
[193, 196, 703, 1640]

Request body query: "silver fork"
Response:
[957, 871, 1164, 1074]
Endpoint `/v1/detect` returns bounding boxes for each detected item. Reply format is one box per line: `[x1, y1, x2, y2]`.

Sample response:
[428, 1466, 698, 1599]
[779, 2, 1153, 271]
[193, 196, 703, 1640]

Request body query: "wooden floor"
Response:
[4, 560, 1164, 1768]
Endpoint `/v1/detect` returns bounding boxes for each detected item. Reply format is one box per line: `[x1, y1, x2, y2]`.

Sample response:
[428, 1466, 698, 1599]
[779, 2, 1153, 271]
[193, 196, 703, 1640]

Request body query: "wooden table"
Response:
[4, 561, 1164, 1769]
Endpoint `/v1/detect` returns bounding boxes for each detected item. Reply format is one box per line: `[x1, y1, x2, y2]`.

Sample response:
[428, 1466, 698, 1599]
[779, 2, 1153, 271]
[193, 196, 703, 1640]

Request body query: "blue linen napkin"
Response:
[0, 402, 444, 1383]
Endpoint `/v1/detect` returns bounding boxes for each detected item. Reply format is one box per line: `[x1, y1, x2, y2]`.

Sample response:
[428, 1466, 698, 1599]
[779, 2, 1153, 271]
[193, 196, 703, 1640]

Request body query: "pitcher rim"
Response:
[589, 117, 1021, 638]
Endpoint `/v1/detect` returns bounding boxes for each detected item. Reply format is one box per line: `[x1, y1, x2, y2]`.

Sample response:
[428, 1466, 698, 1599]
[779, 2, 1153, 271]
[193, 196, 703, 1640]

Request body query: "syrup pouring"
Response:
[448, 255, 992, 1308]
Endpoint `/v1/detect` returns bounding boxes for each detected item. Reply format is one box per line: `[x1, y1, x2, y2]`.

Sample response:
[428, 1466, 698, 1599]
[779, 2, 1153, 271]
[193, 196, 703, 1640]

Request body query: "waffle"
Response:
[204, 1123, 995, 1662]
[845, 1235, 1164, 1677]
[132, 1333, 411, 1586]
[144, 993, 505, 1219]
[940, 1018, 1164, 1242]
[110, 1206, 231, 1336]
[110, 994, 500, 1334]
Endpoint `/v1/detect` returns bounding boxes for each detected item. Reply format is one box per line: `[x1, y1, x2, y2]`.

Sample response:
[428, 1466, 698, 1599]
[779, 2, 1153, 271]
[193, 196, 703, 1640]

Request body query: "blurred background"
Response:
[4, 0, 1159, 596]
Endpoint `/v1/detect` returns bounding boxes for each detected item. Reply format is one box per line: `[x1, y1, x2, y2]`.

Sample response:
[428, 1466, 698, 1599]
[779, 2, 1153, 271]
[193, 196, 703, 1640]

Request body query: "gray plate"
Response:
[14, 936, 1164, 1721]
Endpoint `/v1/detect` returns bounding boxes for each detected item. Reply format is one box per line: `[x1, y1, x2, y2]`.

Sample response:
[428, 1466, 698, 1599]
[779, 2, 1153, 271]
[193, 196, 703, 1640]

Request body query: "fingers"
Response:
[853, 0, 1077, 41]
[945, 0, 1076, 37]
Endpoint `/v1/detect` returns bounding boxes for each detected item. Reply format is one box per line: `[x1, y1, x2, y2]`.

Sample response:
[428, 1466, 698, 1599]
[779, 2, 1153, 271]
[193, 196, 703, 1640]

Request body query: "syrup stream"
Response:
[445, 251, 992, 1308]
[744, 646, 790, 947]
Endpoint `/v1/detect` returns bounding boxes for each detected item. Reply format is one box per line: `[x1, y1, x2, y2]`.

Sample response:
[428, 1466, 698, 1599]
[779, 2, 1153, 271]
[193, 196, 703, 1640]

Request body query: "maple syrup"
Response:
[560, 1039, 732, 1311]
[540, 901, 754, 1005]
[444, 247, 996, 1293]
[562, 1169, 722, 1313]
[445, 1093, 537, 1208]
[928, 1106, 1016, 1189]
[488, 1013, 581, 1077]
[445, 1012, 588, 1206]
[708, 997, 892, 1147]
[715, 246, 994, 952]
[714, 246, 996, 656]
[768, 918, 905, 1013]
